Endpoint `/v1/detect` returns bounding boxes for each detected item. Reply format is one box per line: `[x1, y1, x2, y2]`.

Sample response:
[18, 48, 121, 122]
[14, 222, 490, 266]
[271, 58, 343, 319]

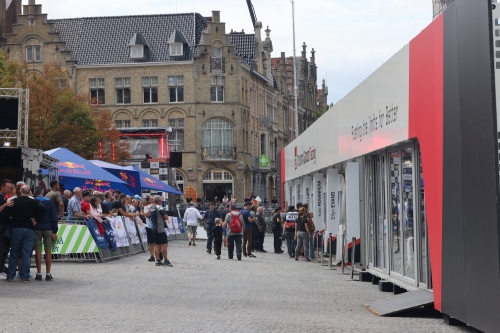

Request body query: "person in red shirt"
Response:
[80, 191, 92, 216]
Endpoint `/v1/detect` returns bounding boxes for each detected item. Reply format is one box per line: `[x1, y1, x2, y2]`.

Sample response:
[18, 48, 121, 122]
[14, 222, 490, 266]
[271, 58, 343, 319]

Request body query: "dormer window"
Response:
[170, 43, 183, 56]
[130, 45, 144, 58]
[168, 29, 188, 58]
[129, 32, 149, 60]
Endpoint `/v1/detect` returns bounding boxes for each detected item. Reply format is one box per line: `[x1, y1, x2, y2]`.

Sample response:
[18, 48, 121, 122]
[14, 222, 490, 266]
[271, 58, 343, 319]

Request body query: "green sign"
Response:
[259, 154, 271, 167]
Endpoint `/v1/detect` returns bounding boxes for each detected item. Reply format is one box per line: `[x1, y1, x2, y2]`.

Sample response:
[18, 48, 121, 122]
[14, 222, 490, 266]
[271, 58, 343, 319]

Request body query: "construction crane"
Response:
[246, 0, 258, 26]
[432, 0, 455, 19]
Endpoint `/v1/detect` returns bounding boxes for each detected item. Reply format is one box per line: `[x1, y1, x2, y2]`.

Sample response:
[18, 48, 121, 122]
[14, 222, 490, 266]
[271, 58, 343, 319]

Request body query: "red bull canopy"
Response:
[90, 160, 182, 195]
[44, 148, 131, 193]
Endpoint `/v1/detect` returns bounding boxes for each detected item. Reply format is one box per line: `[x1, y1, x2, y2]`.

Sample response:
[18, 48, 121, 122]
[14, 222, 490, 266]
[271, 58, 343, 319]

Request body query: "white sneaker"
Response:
[0, 272, 6, 278]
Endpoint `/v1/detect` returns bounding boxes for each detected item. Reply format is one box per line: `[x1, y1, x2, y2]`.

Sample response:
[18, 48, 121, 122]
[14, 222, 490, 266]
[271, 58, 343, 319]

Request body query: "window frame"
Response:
[210, 76, 225, 103]
[170, 43, 183, 56]
[89, 78, 105, 105]
[142, 119, 159, 128]
[115, 120, 131, 128]
[25, 45, 41, 62]
[130, 45, 144, 59]
[142, 76, 159, 104]
[168, 75, 185, 103]
[168, 118, 185, 151]
[115, 77, 131, 104]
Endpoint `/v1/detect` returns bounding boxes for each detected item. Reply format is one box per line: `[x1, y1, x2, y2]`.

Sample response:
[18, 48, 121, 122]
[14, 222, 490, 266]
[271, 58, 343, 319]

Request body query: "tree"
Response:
[0, 55, 130, 162]
[312, 102, 334, 123]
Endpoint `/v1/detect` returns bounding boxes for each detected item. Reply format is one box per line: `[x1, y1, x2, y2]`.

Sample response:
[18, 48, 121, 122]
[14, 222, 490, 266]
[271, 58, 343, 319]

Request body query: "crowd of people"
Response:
[0, 177, 316, 283]
[182, 195, 316, 262]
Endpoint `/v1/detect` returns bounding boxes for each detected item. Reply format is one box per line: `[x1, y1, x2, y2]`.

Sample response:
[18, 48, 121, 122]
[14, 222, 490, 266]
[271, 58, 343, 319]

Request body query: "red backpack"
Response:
[229, 212, 242, 233]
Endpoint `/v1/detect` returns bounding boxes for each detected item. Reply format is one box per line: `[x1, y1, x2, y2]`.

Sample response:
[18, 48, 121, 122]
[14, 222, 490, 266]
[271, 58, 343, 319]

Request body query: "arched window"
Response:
[202, 118, 233, 148]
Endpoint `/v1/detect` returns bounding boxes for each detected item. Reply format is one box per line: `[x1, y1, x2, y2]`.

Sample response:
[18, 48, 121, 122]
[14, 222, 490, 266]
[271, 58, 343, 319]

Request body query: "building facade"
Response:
[1, 0, 327, 202]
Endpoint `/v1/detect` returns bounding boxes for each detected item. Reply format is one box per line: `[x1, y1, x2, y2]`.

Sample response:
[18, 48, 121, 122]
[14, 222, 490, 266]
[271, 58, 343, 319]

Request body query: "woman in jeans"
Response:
[294, 207, 311, 262]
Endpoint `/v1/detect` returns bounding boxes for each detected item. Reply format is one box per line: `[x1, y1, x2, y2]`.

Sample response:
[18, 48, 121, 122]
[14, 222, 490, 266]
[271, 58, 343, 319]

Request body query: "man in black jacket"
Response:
[4, 185, 46, 282]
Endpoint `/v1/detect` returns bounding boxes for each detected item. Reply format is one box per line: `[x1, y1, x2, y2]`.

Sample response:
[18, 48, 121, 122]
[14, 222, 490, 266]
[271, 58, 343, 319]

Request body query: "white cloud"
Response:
[35, 0, 432, 103]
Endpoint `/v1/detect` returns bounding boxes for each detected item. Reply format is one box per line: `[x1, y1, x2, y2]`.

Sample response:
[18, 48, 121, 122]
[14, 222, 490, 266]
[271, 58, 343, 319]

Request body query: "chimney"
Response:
[212, 10, 220, 23]
[0, 0, 6, 41]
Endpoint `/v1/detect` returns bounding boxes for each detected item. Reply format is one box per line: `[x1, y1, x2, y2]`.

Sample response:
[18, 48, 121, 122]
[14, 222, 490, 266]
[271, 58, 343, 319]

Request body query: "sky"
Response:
[34, 0, 433, 104]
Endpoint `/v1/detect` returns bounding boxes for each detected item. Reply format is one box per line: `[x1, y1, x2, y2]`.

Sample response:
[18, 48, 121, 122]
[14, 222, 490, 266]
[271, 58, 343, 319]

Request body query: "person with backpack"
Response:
[241, 202, 256, 258]
[222, 205, 244, 260]
[284, 205, 298, 258]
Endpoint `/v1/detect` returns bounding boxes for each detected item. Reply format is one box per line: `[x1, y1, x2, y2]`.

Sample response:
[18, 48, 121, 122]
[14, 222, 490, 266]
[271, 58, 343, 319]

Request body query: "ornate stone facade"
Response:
[0, 1, 327, 202]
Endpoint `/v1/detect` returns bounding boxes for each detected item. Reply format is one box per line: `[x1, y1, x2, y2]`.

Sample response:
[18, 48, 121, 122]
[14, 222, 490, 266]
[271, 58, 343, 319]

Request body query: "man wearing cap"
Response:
[204, 203, 220, 255]
[45, 180, 64, 218]
[147, 196, 172, 267]
[183, 202, 203, 246]
[67, 188, 90, 220]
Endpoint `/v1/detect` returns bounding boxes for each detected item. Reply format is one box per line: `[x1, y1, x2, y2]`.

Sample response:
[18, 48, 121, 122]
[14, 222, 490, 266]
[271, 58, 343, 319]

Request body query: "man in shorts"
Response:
[183, 202, 202, 246]
[148, 196, 172, 267]
[33, 186, 59, 281]
[142, 196, 156, 261]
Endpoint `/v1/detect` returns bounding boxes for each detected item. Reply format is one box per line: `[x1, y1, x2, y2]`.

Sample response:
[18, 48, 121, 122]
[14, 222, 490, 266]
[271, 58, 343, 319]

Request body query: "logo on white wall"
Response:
[295, 146, 317, 170]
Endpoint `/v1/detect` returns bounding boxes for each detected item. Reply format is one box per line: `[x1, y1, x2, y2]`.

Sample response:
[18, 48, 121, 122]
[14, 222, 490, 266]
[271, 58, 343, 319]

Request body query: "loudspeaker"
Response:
[170, 152, 182, 168]
[0, 98, 19, 130]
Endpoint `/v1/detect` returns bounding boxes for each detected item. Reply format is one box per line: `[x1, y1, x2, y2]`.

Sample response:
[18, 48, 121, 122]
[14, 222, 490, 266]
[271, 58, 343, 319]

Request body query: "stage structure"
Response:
[0, 88, 29, 147]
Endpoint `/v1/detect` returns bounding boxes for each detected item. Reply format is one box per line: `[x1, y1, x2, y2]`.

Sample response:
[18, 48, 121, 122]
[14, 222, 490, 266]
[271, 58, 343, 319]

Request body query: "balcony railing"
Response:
[210, 57, 225, 73]
[201, 146, 237, 160]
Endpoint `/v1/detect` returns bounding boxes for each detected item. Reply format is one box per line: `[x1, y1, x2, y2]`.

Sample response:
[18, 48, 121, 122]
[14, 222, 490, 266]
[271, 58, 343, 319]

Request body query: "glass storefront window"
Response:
[390, 150, 404, 276]
[402, 147, 415, 280]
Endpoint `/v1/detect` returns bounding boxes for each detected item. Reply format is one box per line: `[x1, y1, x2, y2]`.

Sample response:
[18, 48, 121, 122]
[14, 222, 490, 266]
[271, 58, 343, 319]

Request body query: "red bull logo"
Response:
[58, 161, 91, 176]
[94, 180, 111, 187]
[143, 177, 157, 184]
[119, 171, 128, 181]
[59, 162, 86, 169]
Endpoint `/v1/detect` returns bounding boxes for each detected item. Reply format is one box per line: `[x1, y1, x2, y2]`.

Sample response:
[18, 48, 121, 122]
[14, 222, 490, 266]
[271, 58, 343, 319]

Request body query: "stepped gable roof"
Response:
[230, 33, 255, 67]
[49, 13, 207, 65]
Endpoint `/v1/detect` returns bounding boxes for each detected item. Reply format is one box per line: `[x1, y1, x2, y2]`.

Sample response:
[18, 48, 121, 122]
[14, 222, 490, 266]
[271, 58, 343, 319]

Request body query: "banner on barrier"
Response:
[177, 217, 185, 234]
[101, 220, 118, 251]
[108, 216, 129, 247]
[124, 217, 140, 245]
[43, 224, 98, 254]
[135, 217, 148, 244]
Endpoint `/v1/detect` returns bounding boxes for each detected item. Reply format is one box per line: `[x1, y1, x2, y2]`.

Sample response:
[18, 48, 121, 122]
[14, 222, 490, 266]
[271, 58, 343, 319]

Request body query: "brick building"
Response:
[0, 0, 327, 202]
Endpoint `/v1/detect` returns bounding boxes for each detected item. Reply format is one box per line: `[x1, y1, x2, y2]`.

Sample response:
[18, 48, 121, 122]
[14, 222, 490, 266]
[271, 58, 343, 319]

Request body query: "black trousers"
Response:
[0, 225, 10, 272]
[227, 235, 242, 259]
[273, 229, 282, 251]
[285, 231, 296, 257]
[252, 228, 260, 251]
[256, 232, 265, 251]
[206, 230, 213, 251]
[214, 240, 222, 256]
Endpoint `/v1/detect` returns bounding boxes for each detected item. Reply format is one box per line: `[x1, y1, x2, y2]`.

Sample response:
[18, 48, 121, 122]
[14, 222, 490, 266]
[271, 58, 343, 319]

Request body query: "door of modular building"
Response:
[366, 141, 430, 289]
[366, 153, 388, 272]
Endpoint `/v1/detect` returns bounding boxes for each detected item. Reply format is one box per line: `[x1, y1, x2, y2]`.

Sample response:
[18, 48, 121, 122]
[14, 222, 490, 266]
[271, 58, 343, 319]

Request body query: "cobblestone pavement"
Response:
[0, 242, 480, 333]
